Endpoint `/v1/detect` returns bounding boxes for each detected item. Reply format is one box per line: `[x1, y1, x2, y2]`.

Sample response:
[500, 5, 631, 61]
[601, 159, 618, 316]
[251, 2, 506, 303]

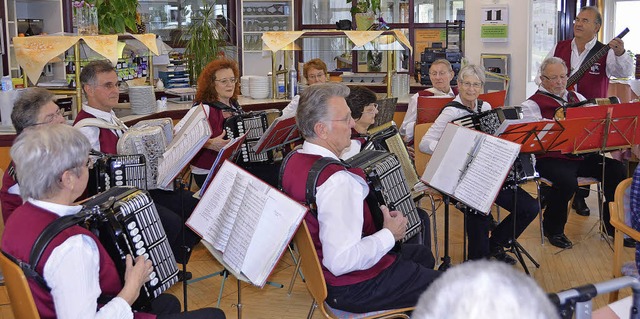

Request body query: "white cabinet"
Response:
[241, 0, 293, 76]
[1, 0, 63, 78]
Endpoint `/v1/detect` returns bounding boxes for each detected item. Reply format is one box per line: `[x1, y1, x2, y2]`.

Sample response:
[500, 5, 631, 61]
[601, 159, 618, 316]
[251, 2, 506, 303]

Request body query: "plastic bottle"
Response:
[1, 76, 14, 91]
[287, 68, 297, 99]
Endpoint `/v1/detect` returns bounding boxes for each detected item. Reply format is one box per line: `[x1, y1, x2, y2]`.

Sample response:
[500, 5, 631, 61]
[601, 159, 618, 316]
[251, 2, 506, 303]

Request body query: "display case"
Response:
[241, 0, 294, 76]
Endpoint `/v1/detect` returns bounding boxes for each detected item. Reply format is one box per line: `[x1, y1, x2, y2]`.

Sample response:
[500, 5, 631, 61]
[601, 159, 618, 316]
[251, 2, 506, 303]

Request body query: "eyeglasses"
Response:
[541, 74, 568, 82]
[328, 113, 353, 124]
[215, 78, 237, 86]
[574, 17, 597, 25]
[461, 81, 483, 89]
[307, 72, 326, 81]
[93, 81, 122, 90]
[32, 108, 65, 126]
[429, 71, 451, 77]
[362, 103, 379, 114]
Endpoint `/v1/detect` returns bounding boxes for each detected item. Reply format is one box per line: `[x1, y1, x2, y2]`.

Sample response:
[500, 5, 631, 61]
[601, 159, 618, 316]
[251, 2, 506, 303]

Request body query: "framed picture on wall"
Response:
[529, 0, 557, 82]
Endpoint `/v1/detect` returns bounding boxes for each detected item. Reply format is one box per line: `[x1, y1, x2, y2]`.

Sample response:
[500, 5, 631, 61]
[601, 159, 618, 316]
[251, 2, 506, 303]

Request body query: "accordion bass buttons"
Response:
[132, 234, 142, 243]
[150, 277, 159, 286]
[136, 247, 146, 256]
[127, 221, 137, 230]
[129, 227, 139, 236]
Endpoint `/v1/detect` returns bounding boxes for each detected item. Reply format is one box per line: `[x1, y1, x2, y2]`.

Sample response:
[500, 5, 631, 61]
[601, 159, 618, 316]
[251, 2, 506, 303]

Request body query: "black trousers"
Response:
[465, 185, 539, 260]
[536, 153, 626, 236]
[151, 294, 225, 319]
[149, 188, 201, 264]
[326, 244, 441, 313]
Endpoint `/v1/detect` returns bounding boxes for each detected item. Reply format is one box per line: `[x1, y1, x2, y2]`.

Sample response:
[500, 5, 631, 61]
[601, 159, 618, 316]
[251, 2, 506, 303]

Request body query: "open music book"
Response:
[186, 160, 307, 287]
[252, 115, 301, 154]
[421, 123, 521, 214]
[198, 132, 248, 197]
[157, 104, 212, 188]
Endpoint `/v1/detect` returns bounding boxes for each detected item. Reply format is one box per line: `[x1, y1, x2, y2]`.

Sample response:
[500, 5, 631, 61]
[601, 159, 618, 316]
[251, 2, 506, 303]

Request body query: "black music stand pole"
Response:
[438, 195, 452, 271]
[503, 163, 540, 275]
[176, 178, 190, 312]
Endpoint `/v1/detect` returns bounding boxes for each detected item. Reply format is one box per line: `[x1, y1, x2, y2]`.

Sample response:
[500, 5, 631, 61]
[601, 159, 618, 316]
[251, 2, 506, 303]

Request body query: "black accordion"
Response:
[345, 149, 422, 242]
[83, 187, 179, 308]
[88, 153, 147, 197]
[363, 124, 420, 194]
[453, 106, 523, 135]
[224, 110, 281, 164]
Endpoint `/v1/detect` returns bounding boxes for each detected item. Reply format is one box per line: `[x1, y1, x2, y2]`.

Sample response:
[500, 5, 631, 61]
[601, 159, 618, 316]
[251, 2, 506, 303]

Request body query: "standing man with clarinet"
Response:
[542, 6, 633, 218]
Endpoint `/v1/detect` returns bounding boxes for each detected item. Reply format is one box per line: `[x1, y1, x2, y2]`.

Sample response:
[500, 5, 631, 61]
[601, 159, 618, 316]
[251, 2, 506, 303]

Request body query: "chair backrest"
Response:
[611, 178, 634, 228]
[413, 123, 433, 177]
[416, 96, 454, 124]
[293, 221, 333, 317]
[478, 90, 507, 109]
[0, 252, 41, 319]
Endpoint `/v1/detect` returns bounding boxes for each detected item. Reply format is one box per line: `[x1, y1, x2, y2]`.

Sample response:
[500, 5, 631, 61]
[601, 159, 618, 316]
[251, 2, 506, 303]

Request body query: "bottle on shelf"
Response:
[287, 67, 297, 99]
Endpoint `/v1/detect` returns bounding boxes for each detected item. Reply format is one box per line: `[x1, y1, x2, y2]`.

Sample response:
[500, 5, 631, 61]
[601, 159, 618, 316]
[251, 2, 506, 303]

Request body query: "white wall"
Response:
[464, 0, 535, 105]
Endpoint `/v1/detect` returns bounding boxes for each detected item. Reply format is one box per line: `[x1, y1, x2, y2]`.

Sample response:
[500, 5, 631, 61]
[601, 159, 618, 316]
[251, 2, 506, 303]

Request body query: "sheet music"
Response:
[186, 160, 307, 287]
[251, 115, 300, 154]
[199, 133, 248, 197]
[454, 136, 520, 213]
[157, 105, 212, 187]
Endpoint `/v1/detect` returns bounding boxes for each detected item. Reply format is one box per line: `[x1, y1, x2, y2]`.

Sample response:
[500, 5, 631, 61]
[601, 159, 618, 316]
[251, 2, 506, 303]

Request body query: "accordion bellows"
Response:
[129, 85, 157, 115]
[118, 118, 173, 189]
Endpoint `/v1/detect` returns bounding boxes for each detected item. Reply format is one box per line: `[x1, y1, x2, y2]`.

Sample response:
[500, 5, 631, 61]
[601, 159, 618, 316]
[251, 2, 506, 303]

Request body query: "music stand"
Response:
[497, 118, 591, 270]
[564, 103, 640, 242]
[253, 116, 302, 155]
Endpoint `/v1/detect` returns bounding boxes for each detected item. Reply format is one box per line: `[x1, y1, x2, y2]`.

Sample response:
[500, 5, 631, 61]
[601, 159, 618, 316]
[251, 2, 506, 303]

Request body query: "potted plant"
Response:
[95, 0, 139, 34]
[182, 3, 232, 83]
[347, 0, 381, 30]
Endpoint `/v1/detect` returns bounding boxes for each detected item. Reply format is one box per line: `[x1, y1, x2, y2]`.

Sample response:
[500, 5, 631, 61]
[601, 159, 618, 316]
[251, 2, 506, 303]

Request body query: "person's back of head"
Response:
[412, 260, 559, 319]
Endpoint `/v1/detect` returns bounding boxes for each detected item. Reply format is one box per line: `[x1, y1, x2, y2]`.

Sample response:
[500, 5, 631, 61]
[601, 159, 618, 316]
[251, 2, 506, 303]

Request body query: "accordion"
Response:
[453, 106, 523, 135]
[345, 149, 422, 242]
[88, 153, 147, 197]
[117, 118, 173, 189]
[363, 124, 420, 195]
[83, 187, 179, 308]
[224, 109, 281, 164]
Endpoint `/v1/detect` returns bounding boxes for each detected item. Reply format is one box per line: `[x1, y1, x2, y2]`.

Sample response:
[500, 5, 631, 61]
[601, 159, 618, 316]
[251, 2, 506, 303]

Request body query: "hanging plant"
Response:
[96, 0, 138, 34]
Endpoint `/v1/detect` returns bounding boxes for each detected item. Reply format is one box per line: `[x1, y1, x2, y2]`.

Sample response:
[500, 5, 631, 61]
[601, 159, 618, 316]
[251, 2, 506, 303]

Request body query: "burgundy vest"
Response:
[281, 151, 396, 286]
[191, 105, 226, 170]
[1, 162, 22, 222]
[527, 90, 582, 161]
[554, 39, 609, 99]
[1, 203, 155, 319]
[417, 86, 458, 97]
[74, 110, 120, 154]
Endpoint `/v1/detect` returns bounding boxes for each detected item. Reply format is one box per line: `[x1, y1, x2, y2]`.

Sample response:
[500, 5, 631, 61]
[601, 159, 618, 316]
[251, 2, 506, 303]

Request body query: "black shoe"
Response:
[624, 237, 637, 248]
[178, 270, 192, 281]
[572, 198, 590, 216]
[545, 232, 573, 249]
[492, 249, 517, 265]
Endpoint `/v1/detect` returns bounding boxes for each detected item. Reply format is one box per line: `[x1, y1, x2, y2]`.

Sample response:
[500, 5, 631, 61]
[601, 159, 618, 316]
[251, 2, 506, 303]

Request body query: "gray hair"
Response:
[10, 124, 91, 200]
[296, 83, 350, 140]
[80, 60, 115, 94]
[580, 6, 602, 26]
[458, 64, 486, 86]
[10, 88, 56, 134]
[412, 260, 559, 319]
[430, 59, 454, 72]
[540, 57, 568, 75]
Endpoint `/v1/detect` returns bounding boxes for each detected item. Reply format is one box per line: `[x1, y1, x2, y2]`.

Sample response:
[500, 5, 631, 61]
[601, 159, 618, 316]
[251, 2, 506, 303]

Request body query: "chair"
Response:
[292, 221, 412, 319]
[413, 123, 433, 177]
[478, 90, 507, 109]
[608, 178, 635, 302]
[416, 96, 454, 125]
[0, 252, 41, 319]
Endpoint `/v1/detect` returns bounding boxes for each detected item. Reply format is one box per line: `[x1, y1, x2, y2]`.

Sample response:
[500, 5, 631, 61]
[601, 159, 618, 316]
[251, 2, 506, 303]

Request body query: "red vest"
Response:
[554, 39, 609, 99]
[191, 106, 226, 170]
[417, 86, 458, 97]
[1, 162, 22, 222]
[74, 110, 120, 154]
[281, 151, 396, 286]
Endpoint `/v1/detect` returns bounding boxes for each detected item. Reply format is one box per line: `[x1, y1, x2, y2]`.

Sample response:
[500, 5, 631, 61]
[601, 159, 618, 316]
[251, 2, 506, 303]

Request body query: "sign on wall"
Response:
[481, 5, 509, 43]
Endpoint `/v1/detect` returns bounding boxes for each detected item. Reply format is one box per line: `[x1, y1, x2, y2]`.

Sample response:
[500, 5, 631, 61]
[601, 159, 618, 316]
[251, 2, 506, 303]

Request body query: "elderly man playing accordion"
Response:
[280, 83, 441, 313]
[419, 64, 539, 264]
[521, 57, 626, 249]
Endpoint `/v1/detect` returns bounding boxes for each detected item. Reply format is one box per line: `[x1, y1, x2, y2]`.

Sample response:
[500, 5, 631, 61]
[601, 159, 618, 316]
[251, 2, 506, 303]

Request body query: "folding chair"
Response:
[0, 252, 41, 319]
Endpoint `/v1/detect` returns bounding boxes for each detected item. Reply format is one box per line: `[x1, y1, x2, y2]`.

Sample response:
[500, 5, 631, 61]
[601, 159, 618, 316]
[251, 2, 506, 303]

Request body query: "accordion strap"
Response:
[74, 118, 128, 131]
[25, 211, 92, 291]
[305, 157, 349, 216]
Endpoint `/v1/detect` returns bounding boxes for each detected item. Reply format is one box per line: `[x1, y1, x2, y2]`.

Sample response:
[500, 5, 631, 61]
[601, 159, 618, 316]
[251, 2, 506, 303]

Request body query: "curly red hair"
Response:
[195, 58, 241, 103]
